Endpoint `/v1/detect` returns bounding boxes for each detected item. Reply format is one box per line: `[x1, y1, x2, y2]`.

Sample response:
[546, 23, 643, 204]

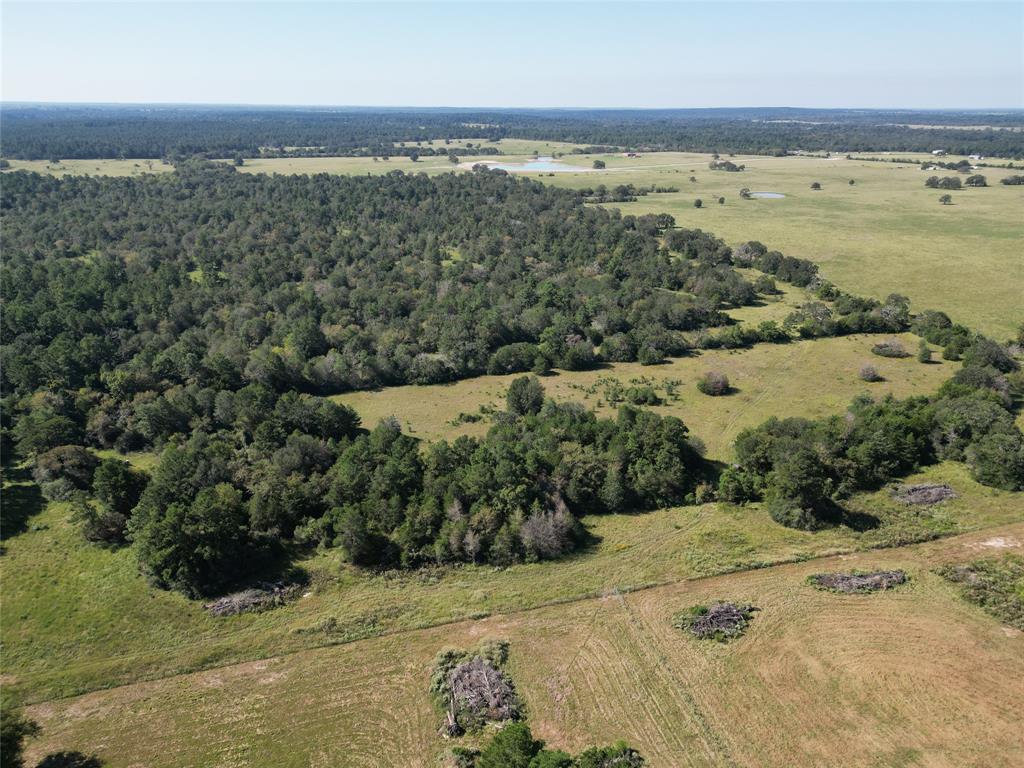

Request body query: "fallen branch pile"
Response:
[673, 602, 757, 641]
[894, 483, 956, 505]
[204, 581, 301, 617]
[810, 570, 908, 593]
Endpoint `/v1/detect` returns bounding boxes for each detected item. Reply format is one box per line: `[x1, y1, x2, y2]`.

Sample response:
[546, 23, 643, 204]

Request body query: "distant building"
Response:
[969, 154, 984, 161]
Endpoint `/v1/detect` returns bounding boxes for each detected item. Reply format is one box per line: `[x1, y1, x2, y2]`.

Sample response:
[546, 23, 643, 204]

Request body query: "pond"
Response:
[476, 156, 589, 173]
[748, 191, 786, 199]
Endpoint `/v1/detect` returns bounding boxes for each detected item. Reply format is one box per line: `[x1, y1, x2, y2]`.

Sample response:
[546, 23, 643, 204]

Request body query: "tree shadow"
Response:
[36, 752, 105, 768]
[841, 508, 881, 532]
[1, 468, 45, 541]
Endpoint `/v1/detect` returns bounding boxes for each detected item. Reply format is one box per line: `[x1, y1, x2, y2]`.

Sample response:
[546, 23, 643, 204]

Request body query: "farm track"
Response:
[23, 522, 1024, 767]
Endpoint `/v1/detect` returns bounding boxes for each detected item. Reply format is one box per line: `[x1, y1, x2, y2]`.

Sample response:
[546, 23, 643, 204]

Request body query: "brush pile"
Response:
[810, 570, 907, 593]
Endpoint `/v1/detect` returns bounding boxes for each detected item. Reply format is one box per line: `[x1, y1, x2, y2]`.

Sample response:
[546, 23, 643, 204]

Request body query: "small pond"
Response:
[748, 191, 786, 199]
[480, 156, 588, 173]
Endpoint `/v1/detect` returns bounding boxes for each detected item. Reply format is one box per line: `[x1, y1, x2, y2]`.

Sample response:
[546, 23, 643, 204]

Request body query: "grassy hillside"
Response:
[22, 523, 1024, 768]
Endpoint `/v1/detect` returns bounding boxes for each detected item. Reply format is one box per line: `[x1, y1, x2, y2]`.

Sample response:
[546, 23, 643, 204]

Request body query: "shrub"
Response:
[32, 444, 99, 489]
[718, 196, 725, 204]
[871, 339, 909, 358]
[965, 430, 1024, 491]
[917, 339, 932, 363]
[693, 198, 702, 208]
[696, 371, 730, 396]
[859, 365, 881, 382]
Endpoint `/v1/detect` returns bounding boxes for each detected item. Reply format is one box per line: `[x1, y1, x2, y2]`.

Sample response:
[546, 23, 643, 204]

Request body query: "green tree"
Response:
[592, 160, 606, 169]
[478, 722, 542, 768]
[939, 194, 953, 205]
[130, 481, 252, 597]
[506, 376, 546, 416]
[917, 338, 932, 363]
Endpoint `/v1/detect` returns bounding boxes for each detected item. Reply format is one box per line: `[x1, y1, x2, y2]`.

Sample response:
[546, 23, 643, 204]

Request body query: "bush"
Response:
[693, 198, 702, 208]
[696, 371, 730, 396]
[488, 343, 542, 375]
[917, 339, 932, 363]
[859, 365, 881, 382]
[966, 430, 1024, 491]
[871, 339, 909, 358]
[31, 445, 97, 489]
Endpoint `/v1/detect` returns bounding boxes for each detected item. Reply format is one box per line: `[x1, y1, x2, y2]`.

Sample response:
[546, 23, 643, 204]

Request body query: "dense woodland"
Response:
[3, 105, 1023, 159]
[1, 163, 1021, 598]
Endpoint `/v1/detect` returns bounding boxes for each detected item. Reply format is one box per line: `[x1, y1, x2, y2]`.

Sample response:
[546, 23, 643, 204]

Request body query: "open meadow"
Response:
[21, 522, 1024, 768]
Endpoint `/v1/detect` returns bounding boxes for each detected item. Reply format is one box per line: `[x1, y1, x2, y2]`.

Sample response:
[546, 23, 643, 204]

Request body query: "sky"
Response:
[2, 1, 1022, 109]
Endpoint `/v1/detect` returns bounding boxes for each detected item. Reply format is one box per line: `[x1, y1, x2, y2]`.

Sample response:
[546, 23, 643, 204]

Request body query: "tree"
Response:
[939, 194, 953, 205]
[693, 198, 703, 208]
[506, 376, 545, 416]
[448, 153, 460, 164]
[739, 187, 751, 199]
[766, 446, 831, 529]
[592, 160, 606, 169]
[410, 152, 419, 162]
[965, 174, 987, 187]
[917, 338, 932, 363]
[848, 179, 855, 185]
[1, 702, 39, 768]
[810, 181, 821, 190]
[477, 722, 542, 768]
[966, 431, 1024, 491]
[93, 458, 148, 516]
[718, 196, 725, 204]
[130, 476, 253, 597]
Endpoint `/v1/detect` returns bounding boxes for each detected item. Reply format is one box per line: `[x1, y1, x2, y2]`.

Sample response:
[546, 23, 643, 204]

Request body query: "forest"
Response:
[2, 162, 1022, 600]
[3, 105, 1023, 159]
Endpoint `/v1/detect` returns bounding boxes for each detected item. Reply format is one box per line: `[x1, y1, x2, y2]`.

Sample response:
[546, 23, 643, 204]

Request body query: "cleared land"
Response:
[22, 523, 1024, 768]
[335, 332, 954, 462]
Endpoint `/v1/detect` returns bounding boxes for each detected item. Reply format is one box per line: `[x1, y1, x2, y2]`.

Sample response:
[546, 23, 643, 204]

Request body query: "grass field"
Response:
[1, 158, 174, 176]
[334, 332, 955, 462]
[21, 522, 1024, 768]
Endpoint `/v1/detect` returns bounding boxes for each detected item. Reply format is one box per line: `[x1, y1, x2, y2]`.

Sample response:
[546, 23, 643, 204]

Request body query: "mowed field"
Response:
[230, 141, 1023, 339]
[23, 524, 1024, 768]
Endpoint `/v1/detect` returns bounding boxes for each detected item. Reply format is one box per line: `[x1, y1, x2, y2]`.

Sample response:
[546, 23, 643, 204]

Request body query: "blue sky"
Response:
[2, 1, 1021, 108]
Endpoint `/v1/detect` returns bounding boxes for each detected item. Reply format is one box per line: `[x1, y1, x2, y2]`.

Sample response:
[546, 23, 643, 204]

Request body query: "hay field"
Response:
[23, 523, 1024, 768]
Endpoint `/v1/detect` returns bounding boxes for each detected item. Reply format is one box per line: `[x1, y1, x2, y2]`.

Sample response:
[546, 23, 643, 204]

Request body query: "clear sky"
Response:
[2, 1, 1022, 109]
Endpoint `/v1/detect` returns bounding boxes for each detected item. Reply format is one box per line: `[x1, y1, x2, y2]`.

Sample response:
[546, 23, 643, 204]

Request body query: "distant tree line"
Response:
[2, 105, 1021, 160]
